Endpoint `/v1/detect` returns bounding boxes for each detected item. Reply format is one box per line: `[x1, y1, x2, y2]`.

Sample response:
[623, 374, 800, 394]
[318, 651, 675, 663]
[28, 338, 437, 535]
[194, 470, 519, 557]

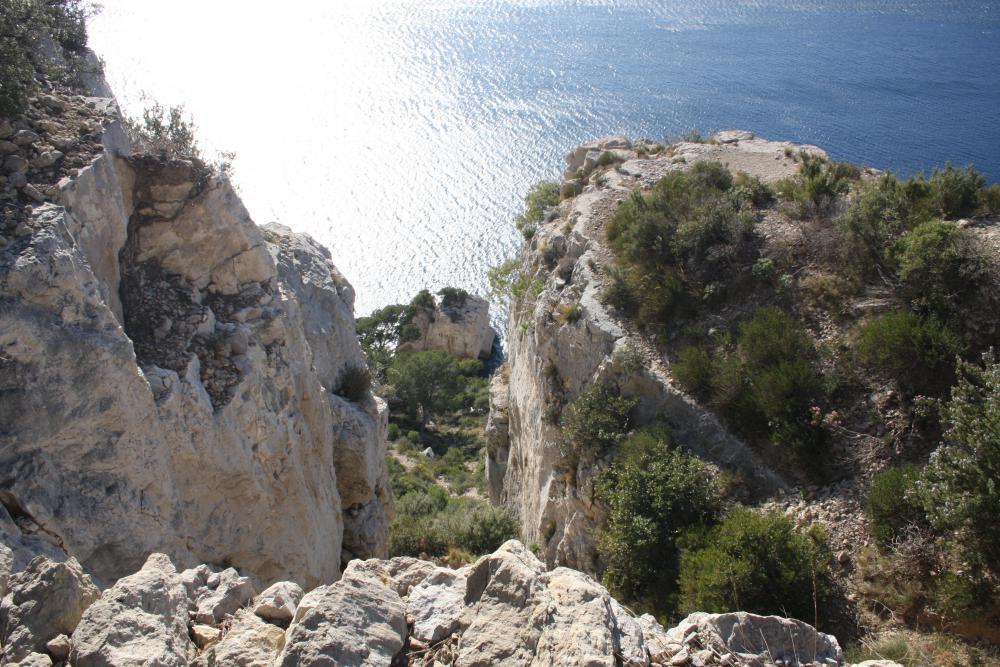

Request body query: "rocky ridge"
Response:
[0, 541, 885, 667]
[397, 293, 497, 360]
[487, 132, 823, 572]
[0, 70, 391, 588]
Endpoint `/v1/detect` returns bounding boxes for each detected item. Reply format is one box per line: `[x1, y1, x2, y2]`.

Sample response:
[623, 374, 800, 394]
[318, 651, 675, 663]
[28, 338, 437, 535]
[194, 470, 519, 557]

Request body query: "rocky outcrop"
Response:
[0, 87, 390, 589]
[398, 292, 496, 359]
[2, 545, 857, 667]
[489, 132, 821, 572]
[0, 557, 99, 663]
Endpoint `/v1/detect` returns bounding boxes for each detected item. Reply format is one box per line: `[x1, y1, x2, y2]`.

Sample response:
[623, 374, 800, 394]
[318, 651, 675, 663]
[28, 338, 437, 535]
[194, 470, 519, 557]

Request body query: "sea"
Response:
[87, 1, 1000, 318]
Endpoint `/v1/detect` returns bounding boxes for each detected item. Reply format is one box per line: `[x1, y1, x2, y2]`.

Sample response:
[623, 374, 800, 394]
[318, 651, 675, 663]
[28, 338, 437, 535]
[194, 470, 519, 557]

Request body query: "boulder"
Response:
[252, 580, 304, 624]
[45, 634, 71, 661]
[0, 556, 100, 663]
[408, 567, 467, 642]
[381, 556, 437, 596]
[193, 610, 285, 667]
[192, 567, 255, 625]
[70, 553, 194, 667]
[276, 560, 406, 666]
[666, 611, 843, 666]
[8, 653, 53, 667]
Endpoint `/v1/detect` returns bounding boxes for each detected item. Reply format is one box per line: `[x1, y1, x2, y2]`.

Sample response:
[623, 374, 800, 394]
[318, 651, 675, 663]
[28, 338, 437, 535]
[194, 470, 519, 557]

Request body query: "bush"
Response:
[437, 501, 519, 555]
[854, 310, 964, 395]
[776, 153, 855, 216]
[387, 423, 400, 441]
[919, 350, 1000, 570]
[560, 384, 637, 465]
[980, 183, 1000, 215]
[732, 171, 774, 208]
[124, 104, 202, 161]
[410, 289, 436, 310]
[406, 430, 421, 443]
[865, 465, 926, 545]
[437, 286, 468, 310]
[893, 220, 983, 318]
[598, 428, 721, 615]
[554, 302, 583, 325]
[673, 346, 714, 399]
[335, 365, 371, 401]
[515, 181, 560, 239]
[836, 174, 928, 268]
[677, 508, 831, 622]
[929, 163, 985, 219]
[356, 302, 423, 379]
[389, 517, 447, 558]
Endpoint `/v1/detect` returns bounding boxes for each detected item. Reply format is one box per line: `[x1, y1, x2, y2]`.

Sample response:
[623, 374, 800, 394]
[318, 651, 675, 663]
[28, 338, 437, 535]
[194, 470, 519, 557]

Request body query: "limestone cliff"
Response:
[488, 132, 823, 572]
[0, 75, 390, 588]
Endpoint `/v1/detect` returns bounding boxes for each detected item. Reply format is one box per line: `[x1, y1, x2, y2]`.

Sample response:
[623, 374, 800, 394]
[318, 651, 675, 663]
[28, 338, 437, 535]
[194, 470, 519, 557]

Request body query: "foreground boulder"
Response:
[0, 557, 99, 663]
[275, 560, 407, 666]
[70, 553, 193, 667]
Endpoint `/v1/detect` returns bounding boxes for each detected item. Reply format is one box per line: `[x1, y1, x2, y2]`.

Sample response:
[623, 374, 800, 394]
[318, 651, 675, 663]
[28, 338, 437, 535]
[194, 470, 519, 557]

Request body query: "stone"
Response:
[9, 170, 27, 188]
[408, 567, 467, 642]
[0, 557, 100, 663]
[70, 553, 194, 667]
[381, 556, 437, 596]
[276, 560, 406, 666]
[713, 129, 755, 143]
[4, 155, 28, 173]
[37, 94, 66, 111]
[191, 624, 221, 649]
[0, 140, 19, 154]
[851, 662, 906, 667]
[0, 119, 13, 138]
[22, 184, 46, 203]
[8, 653, 53, 667]
[422, 446, 435, 458]
[192, 567, 255, 625]
[45, 634, 71, 660]
[13, 130, 39, 146]
[252, 580, 303, 624]
[397, 292, 496, 360]
[30, 151, 63, 169]
[664, 612, 843, 665]
[193, 609, 285, 667]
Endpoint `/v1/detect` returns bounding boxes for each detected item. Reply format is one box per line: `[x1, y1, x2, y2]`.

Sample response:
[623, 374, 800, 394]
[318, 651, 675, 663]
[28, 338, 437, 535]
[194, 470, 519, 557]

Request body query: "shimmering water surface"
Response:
[88, 1, 1000, 316]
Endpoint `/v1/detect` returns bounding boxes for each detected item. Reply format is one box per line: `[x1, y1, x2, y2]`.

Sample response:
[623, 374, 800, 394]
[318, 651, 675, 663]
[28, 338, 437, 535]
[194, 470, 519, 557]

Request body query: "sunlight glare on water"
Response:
[88, 1, 1000, 316]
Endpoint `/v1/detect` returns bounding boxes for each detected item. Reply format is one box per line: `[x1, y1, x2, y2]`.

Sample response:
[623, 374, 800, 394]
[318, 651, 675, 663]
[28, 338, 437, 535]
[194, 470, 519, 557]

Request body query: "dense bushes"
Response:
[388, 350, 487, 425]
[894, 221, 984, 319]
[598, 428, 721, 616]
[559, 384, 637, 466]
[928, 163, 985, 219]
[854, 310, 964, 395]
[387, 456, 517, 560]
[774, 152, 857, 217]
[603, 161, 756, 330]
[673, 307, 825, 461]
[677, 508, 831, 622]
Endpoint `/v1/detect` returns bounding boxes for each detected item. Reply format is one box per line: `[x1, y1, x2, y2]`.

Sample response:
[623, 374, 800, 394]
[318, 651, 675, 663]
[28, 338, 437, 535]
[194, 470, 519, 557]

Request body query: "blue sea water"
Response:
[89, 1, 1000, 316]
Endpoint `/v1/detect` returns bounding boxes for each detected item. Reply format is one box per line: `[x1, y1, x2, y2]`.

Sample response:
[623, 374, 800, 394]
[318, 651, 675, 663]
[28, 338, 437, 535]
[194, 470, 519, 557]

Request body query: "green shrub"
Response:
[980, 183, 1000, 215]
[738, 306, 814, 370]
[515, 181, 560, 238]
[775, 153, 856, 217]
[335, 365, 371, 401]
[673, 346, 715, 400]
[836, 174, 929, 268]
[894, 220, 984, 318]
[389, 517, 447, 558]
[865, 465, 926, 545]
[437, 500, 519, 555]
[387, 423, 400, 441]
[919, 350, 1000, 570]
[560, 384, 637, 465]
[406, 430, 421, 443]
[854, 310, 964, 394]
[554, 302, 583, 325]
[437, 286, 468, 309]
[677, 508, 831, 622]
[929, 163, 985, 219]
[598, 428, 721, 615]
[125, 104, 201, 160]
[732, 171, 773, 208]
[410, 288, 436, 310]
[356, 301, 424, 378]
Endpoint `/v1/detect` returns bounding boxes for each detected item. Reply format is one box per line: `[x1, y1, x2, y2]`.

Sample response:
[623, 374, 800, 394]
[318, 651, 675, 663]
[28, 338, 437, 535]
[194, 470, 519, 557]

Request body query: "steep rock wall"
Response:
[0, 91, 390, 588]
[489, 133, 820, 573]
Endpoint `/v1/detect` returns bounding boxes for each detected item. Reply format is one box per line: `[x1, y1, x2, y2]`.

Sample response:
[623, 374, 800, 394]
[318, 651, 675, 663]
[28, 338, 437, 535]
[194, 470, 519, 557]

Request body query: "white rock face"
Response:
[489, 132, 804, 572]
[276, 560, 407, 667]
[193, 609, 285, 667]
[70, 553, 194, 667]
[191, 568, 255, 625]
[0, 557, 100, 663]
[0, 99, 391, 587]
[398, 293, 496, 359]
